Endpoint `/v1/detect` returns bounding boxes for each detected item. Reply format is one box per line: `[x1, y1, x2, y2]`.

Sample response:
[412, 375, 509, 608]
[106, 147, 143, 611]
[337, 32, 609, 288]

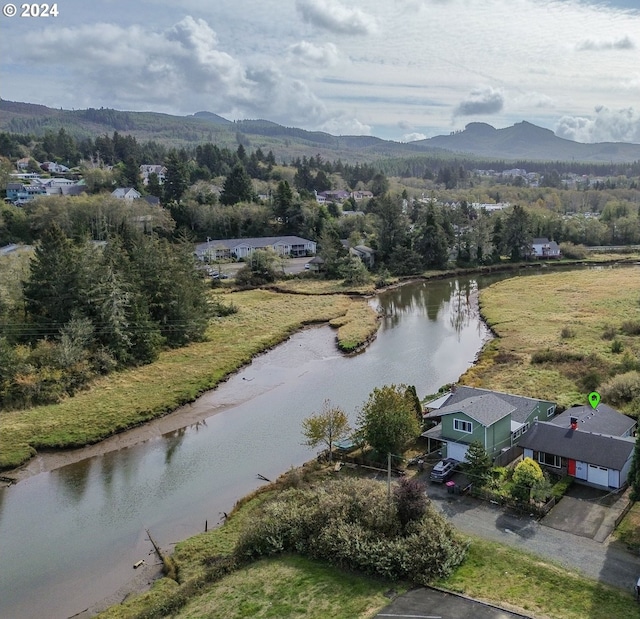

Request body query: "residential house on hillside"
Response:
[519, 421, 634, 490]
[140, 164, 167, 185]
[195, 236, 316, 261]
[341, 240, 375, 268]
[112, 187, 142, 201]
[531, 238, 562, 259]
[422, 386, 556, 462]
[315, 190, 350, 204]
[5, 182, 46, 204]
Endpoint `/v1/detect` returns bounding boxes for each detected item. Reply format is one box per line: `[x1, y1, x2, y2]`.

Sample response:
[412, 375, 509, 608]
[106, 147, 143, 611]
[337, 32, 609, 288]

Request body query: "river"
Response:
[0, 272, 533, 619]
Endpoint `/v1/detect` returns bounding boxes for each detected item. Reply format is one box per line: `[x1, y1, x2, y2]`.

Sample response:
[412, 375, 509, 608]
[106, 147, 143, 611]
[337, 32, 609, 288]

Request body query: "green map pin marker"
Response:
[588, 391, 601, 409]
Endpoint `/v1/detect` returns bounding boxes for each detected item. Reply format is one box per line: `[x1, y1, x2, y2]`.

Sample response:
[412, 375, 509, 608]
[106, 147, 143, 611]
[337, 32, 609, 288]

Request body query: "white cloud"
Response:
[401, 132, 427, 142]
[576, 36, 635, 51]
[453, 87, 504, 117]
[555, 107, 640, 143]
[296, 0, 378, 35]
[320, 116, 372, 135]
[18, 16, 330, 126]
[288, 41, 340, 67]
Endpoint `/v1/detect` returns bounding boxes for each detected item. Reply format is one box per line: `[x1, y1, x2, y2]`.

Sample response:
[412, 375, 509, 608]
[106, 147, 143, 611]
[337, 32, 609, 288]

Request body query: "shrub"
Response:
[551, 475, 573, 500]
[559, 242, 587, 259]
[531, 349, 584, 364]
[560, 326, 576, 339]
[600, 371, 640, 405]
[394, 477, 428, 528]
[611, 339, 624, 354]
[511, 457, 545, 503]
[602, 324, 617, 340]
[234, 478, 467, 584]
[621, 320, 640, 336]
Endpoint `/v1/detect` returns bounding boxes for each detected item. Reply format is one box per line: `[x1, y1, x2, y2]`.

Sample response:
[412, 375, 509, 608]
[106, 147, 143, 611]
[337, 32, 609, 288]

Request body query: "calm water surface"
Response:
[0, 273, 526, 618]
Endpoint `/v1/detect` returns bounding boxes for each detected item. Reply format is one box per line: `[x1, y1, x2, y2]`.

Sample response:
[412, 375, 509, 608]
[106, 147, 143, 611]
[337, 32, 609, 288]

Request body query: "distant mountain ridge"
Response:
[419, 121, 640, 162]
[1, 99, 639, 163]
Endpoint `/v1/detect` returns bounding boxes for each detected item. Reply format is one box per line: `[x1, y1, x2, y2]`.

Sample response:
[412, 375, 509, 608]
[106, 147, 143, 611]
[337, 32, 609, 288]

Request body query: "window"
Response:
[547, 406, 555, 418]
[538, 452, 561, 468]
[522, 422, 530, 433]
[454, 419, 473, 434]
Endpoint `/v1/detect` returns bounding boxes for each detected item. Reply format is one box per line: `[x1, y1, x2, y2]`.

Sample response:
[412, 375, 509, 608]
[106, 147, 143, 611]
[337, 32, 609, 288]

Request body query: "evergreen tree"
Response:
[463, 441, 492, 486]
[164, 151, 189, 204]
[628, 432, 640, 501]
[23, 223, 82, 333]
[220, 163, 253, 205]
[504, 205, 532, 261]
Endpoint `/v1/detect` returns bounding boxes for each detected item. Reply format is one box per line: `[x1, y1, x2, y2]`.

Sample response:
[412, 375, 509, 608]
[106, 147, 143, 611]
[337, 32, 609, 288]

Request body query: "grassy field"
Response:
[439, 537, 637, 619]
[96, 476, 638, 619]
[613, 503, 640, 553]
[461, 268, 640, 411]
[0, 289, 379, 470]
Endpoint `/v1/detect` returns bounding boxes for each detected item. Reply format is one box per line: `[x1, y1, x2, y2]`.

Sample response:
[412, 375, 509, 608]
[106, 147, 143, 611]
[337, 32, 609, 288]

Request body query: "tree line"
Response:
[0, 223, 227, 411]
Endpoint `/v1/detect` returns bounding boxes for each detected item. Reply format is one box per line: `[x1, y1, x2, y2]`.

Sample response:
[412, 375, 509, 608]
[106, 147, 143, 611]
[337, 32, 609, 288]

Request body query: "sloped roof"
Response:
[195, 236, 315, 254]
[549, 404, 635, 437]
[519, 421, 634, 470]
[425, 385, 552, 423]
[434, 393, 515, 427]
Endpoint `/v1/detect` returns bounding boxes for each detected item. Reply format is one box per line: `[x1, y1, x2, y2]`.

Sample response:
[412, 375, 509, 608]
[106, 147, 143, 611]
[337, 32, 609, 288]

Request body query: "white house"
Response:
[112, 187, 142, 201]
[532, 238, 561, 259]
[194, 236, 317, 261]
[139, 165, 167, 186]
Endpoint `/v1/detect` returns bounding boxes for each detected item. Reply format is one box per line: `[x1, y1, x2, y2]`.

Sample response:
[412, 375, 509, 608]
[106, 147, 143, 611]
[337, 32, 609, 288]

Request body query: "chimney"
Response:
[570, 416, 578, 430]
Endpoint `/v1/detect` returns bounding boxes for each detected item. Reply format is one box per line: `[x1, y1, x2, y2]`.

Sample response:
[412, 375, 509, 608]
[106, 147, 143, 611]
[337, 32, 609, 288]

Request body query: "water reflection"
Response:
[0, 274, 498, 619]
[51, 458, 92, 505]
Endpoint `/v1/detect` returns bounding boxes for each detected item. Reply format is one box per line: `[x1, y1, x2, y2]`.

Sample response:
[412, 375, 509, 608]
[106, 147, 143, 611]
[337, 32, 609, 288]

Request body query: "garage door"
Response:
[446, 442, 469, 462]
[587, 464, 609, 487]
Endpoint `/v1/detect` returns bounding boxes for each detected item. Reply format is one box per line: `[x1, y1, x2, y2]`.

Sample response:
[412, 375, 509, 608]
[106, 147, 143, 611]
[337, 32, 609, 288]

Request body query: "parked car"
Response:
[429, 458, 459, 483]
[304, 263, 311, 270]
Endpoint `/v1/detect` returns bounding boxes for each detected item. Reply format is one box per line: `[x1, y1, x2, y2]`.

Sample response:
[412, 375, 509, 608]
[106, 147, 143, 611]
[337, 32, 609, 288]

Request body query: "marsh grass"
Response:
[0, 289, 376, 469]
[462, 269, 640, 411]
[329, 302, 380, 352]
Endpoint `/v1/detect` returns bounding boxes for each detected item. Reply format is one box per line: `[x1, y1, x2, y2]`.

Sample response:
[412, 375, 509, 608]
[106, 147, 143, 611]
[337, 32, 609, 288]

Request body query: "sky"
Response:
[1, 0, 639, 143]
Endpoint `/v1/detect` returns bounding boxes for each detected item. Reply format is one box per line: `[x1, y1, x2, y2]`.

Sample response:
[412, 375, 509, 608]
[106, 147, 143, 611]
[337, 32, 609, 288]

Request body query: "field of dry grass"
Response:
[461, 267, 640, 411]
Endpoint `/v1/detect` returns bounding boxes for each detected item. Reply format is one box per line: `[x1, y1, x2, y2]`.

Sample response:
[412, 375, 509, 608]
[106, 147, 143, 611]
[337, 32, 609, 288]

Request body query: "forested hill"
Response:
[2, 99, 640, 163]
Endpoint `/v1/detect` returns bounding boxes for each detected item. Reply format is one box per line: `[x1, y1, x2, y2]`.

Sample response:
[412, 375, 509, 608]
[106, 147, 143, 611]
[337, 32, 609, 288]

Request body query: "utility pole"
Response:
[387, 452, 392, 500]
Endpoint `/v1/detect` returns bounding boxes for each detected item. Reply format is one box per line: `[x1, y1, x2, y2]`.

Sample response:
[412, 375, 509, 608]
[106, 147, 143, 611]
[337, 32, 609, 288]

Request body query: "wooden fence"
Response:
[493, 445, 523, 467]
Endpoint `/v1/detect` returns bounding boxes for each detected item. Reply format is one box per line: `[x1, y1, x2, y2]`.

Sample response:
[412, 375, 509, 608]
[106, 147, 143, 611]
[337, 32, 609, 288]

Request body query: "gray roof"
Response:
[434, 393, 515, 427]
[519, 421, 635, 470]
[425, 386, 553, 424]
[549, 404, 635, 437]
[195, 236, 315, 254]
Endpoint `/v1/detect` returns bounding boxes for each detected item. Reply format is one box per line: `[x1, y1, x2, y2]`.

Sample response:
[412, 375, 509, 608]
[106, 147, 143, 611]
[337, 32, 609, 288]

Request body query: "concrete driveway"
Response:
[376, 587, 532, 619]
[541, 485, 631, 542]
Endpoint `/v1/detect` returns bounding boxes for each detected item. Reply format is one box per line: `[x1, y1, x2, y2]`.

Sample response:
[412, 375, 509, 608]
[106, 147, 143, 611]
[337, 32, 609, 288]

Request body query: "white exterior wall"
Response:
[608, 468, 620, 489]
[575, 461, 588, 480]
[446, 441, 469, 462]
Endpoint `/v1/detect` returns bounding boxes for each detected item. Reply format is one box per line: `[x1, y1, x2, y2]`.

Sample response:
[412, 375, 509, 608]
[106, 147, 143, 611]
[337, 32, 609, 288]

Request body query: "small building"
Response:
[306, 255, 326, 272]
[112, 187, 142, 201]
[519, 421, 635, 490]
[532, 238, 561, 259]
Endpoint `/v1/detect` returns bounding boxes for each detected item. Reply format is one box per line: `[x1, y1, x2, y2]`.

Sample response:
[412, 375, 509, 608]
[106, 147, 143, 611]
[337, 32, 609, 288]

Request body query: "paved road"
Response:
[376, 587, 532, 619]
[427, 484, 640, 592]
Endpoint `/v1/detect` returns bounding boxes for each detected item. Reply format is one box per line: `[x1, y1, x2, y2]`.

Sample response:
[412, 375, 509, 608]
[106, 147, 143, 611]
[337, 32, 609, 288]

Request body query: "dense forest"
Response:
[1, 127, 640, 410]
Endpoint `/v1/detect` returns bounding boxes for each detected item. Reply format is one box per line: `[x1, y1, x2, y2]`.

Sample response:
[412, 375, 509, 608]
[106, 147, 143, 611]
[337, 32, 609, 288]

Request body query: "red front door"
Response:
[568, 459, 576, 476]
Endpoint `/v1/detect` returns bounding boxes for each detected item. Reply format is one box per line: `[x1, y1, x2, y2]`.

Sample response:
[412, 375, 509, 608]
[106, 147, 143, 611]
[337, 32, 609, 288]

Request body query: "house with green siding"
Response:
[422, 386, 556, 462]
